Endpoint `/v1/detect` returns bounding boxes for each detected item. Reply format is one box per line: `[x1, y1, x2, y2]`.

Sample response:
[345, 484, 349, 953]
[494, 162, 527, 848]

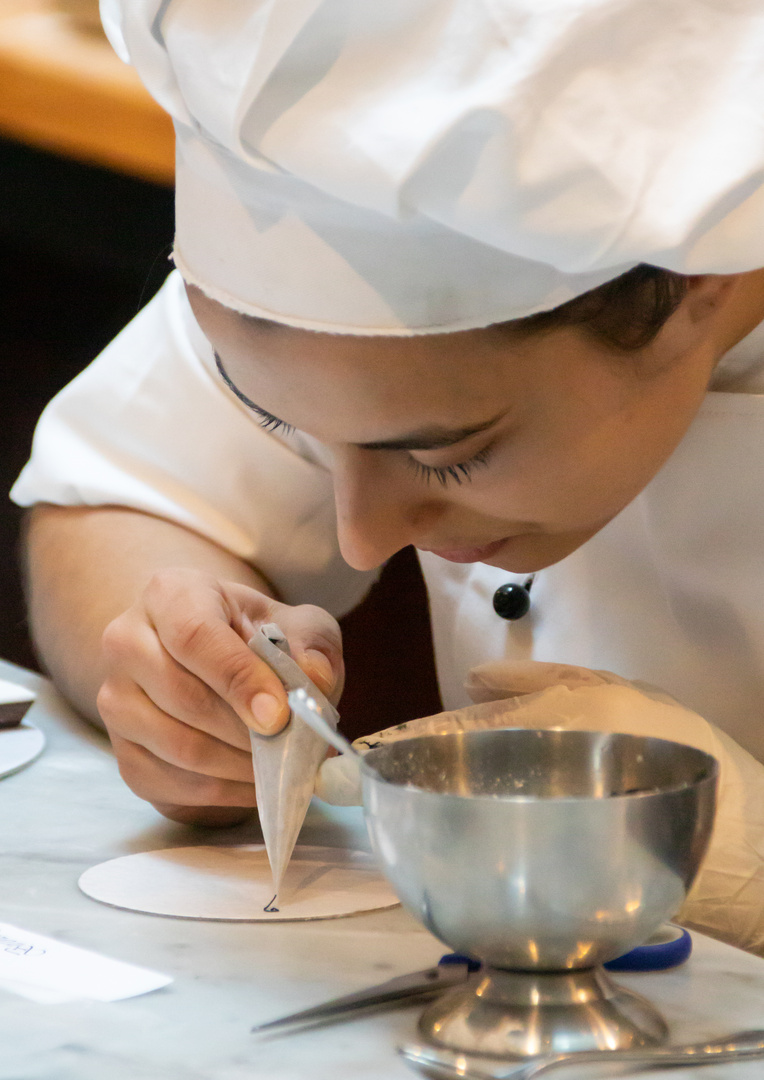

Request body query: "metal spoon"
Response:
[399, 1029, 764, 1079]
[288, 687, 386, 780]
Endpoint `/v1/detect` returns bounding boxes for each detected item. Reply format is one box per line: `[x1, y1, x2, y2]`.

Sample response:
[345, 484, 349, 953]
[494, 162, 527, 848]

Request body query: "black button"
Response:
[493, 582, 531, 621]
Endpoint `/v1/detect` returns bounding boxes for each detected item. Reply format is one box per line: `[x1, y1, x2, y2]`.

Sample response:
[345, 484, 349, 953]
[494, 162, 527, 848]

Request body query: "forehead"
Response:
[190, 286, 528, 436]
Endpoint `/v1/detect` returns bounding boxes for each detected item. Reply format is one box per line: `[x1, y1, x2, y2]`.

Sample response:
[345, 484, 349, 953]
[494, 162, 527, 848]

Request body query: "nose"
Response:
[332, 448, 442, 571]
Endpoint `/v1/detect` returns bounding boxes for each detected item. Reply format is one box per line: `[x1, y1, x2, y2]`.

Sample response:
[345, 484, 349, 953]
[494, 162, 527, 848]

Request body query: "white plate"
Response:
[78, 844, 401, 921]
[0, 721, 45, 780]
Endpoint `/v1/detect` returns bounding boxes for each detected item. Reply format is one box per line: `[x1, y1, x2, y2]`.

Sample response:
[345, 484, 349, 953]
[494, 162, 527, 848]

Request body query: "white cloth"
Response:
[10, 273, 376, 617]
[11, 274, 764, 765]
[100, 0, 764, 333]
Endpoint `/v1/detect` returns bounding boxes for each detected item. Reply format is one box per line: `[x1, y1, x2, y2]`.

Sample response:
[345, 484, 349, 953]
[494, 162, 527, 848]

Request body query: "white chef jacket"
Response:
[12, 272, 764, 762]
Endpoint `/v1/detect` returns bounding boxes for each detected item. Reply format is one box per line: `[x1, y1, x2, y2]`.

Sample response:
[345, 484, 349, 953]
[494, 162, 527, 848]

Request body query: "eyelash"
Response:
[214, 352, 296, 435]
[407, 445, 494, 488]
[255, 410, 495, 487]
[255, 412, 294, 435]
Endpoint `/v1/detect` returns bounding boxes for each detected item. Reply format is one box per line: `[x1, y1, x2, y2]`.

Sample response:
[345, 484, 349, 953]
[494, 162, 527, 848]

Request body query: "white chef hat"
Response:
[101, 0, 764, 336]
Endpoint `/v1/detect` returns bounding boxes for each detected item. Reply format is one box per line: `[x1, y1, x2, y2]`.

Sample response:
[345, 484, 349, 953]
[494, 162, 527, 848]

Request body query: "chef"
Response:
[11, 1, 764, 933]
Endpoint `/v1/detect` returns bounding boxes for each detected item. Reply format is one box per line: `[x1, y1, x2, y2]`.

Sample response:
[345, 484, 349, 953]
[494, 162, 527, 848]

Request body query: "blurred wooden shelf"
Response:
[0, 0, 174, 185]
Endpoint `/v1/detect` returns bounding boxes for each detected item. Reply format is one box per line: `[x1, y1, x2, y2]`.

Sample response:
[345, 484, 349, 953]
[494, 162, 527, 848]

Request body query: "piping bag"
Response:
[247, 624, 340, 898]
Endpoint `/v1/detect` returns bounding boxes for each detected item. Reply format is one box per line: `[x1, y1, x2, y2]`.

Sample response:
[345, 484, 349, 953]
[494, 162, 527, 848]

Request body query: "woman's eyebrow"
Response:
[214, 351, 502, 450]
[356, 415, 502, 452]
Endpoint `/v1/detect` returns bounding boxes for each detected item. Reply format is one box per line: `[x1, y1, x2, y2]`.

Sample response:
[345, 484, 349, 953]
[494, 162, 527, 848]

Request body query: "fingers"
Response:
[97, 567, 345, 819]
[110, 731, 258, 807]
[142, 570, 292, 734]
[102, 609, 251, 751]
[98, 679, 254, 782]
[260, 599, 345, 705]
[151, 804, 255, 827]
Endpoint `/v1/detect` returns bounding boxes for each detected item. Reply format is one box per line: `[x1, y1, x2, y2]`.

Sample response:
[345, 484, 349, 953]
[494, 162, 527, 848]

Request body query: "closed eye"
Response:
[407, 445, 494, 488]
[214, 351, 294, 434]
[253, 410, 294, 435]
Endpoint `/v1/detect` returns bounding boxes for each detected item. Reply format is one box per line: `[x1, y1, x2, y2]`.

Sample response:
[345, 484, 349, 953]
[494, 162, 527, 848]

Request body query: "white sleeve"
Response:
[11, 271, 377, 617]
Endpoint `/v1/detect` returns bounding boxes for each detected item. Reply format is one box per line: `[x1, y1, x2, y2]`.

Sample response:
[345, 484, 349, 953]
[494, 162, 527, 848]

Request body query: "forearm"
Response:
[23, 504, 275, 723]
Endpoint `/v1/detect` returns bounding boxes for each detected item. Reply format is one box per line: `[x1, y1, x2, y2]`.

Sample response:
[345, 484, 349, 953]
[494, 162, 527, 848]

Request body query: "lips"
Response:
[419, 537, 509, 564]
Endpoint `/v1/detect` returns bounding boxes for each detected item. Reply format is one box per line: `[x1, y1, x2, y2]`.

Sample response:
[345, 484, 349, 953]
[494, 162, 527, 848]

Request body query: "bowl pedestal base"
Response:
[418, 966, 668, 1059]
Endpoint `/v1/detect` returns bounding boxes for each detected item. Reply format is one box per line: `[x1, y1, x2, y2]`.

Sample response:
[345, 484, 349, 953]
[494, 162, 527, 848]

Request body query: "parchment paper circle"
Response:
[78, 845, 401, 921]
[0, 722, 45, 780]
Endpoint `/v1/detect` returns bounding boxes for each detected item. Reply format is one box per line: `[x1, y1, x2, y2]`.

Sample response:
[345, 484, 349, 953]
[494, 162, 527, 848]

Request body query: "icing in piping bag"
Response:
[247, 624, 340, 897]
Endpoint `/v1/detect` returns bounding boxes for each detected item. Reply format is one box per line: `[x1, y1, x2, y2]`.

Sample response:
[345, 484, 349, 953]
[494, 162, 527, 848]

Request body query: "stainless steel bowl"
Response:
[362, 728, 717, 972]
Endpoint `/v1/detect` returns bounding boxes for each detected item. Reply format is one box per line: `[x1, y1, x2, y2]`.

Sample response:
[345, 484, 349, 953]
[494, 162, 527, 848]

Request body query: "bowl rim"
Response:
[360, 726, 720, 804]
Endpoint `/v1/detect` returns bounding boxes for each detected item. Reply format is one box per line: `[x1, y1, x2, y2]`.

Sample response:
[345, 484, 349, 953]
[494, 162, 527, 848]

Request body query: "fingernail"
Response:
[250, 692, 284, 733]
[300, 650, 335, 693]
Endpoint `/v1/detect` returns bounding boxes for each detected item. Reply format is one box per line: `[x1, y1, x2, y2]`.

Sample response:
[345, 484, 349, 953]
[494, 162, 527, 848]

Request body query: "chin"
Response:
[485, 530, 598, 573]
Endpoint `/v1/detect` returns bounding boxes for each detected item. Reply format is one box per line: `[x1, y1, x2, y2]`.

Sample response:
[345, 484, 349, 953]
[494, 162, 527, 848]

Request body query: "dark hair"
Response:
[505, 264, 690, 350]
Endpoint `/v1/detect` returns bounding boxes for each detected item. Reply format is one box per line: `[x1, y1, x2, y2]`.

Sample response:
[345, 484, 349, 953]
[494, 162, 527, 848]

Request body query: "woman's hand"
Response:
[96, 567, 343, 825]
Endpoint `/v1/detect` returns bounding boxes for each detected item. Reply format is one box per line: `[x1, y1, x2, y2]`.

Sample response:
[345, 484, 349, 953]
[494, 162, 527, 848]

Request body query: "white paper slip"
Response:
[0, 923, 172, 1003]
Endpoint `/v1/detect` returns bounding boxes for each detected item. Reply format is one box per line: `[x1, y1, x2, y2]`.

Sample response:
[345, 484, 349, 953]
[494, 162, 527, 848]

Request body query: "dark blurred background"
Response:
[0, 3, 440, 735]
[0, 137, 175, 670]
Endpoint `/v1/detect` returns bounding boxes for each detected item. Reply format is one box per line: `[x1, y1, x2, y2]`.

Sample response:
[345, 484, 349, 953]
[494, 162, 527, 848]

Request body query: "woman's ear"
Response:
[682, 267, 764, 356]
[682, 274, 741, 324]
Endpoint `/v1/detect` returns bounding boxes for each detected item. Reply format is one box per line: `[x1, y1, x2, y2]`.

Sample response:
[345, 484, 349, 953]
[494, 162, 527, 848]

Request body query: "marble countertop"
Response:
[2, 656, 764, 1080]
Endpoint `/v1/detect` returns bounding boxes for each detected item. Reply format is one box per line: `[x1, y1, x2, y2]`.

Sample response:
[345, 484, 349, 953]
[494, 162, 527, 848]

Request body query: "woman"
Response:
[12, 2, 764, 855]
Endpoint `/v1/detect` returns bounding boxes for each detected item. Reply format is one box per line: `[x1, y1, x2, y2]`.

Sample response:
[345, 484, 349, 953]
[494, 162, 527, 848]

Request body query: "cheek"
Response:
[461, 426, 652, 529]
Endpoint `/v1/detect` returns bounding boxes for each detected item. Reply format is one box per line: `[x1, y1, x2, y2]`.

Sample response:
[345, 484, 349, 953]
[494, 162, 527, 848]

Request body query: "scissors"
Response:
[251, 926, 691, 1034]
